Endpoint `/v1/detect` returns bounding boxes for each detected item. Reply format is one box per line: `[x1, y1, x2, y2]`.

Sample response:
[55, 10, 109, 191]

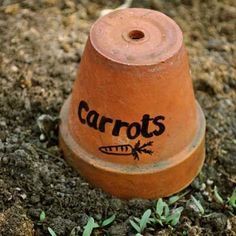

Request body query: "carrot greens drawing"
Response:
[99, 140, 153, 160]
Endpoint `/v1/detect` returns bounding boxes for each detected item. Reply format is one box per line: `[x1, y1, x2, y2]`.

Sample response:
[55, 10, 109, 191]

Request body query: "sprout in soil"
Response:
[154, 198, 183, 227]
[82, 214, 116, 236]
[129, 209, 152, 236]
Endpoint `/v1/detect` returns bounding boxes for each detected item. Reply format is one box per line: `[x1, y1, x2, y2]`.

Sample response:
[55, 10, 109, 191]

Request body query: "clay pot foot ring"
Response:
[59, 96, 205, 199]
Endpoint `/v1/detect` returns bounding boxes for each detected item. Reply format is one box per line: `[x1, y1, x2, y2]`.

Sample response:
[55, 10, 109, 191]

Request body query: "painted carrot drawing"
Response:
[99, 140, 154, 160]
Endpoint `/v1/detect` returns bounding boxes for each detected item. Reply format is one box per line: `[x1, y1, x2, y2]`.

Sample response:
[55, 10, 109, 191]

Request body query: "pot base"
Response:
[59, 96, 205, 199]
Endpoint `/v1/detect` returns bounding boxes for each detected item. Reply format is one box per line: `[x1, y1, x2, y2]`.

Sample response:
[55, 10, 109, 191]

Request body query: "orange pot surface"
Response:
[59, 8, 206, 199]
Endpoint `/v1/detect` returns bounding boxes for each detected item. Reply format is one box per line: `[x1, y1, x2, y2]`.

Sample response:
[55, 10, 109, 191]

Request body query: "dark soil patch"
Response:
[0, 0, 235, 235]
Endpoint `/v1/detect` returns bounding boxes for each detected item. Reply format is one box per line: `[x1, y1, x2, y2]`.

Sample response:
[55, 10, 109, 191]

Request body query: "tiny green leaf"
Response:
[229, 189, 236, 208]
[163, 203, 170, 218]
[171, 212, 181, 226]
[101, 214, 116, 227]
[70, 226, 80, 236]
[83, 217, 99, 236]
[191, 195, 204, 215]
[70, 228, 76, 236]
[156, 218, 163, 226]
[166, 212, 179, 226]
[168, 195, 180, 205]
[156, 199, 164, 217]
[214, 186, 224, 204]
[130, 219, 141, 233]
[166, 207, 183, 226]
[148, 217, 155, 224]
[48, 227, 57, 236]
[140, 209, 152, 232]
[39, 211, 46, 222]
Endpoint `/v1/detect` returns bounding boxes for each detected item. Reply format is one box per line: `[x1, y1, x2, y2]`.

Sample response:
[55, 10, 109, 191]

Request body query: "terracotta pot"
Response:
[59, 8, 205, 199]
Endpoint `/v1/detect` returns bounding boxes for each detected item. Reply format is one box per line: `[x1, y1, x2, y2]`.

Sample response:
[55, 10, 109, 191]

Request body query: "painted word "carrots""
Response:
[78, 100, 165, 140]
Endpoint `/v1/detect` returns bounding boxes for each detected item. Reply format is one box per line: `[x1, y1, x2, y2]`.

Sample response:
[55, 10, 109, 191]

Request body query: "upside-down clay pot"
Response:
[59, 8, 206, 199]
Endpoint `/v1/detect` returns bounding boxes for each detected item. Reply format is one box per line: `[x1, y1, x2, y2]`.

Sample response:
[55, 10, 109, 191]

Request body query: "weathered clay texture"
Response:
[59, 8, 206, 199]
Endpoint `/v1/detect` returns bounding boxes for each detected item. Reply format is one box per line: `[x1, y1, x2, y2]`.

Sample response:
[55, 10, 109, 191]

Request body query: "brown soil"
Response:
[0, 0, 235, 235]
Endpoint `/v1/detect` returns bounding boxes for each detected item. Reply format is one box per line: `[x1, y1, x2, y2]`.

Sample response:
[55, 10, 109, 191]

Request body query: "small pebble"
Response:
[15, 149, 28, 158]
[207, 179, 214, 185]
[4, 3, 20, 14]
[206, 39, 223, 50]
[0, 131, 7, 141]
[39, 133, 46, 141]
[205, 213, 227, 231]
[2, 156, 9, 165]
[20, 193, 27, 200]
[108, 223, 127, 236]
[30, 195, 40, 204]
[203, 191, 209, 196]
[0, 121, 7, 127]
[110, 198, 123, 210]
[200, 183, 206, 191]
[11, 65, 19, 72]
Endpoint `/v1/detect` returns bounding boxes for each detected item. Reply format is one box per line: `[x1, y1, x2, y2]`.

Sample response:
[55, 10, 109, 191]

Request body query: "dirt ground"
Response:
[0, 0, 235, 235]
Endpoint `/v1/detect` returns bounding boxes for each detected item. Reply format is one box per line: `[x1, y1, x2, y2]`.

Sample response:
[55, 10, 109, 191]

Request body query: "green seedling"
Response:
[165, 207, 183, 226]
[101, 214, 116, 227]
[213, 186, 236, 211]
[83, 217, 99, 236]
[129, 209, 152, 235]
[83, 214, 116, 236]
[191, 195, 205, 215]
[154, 198, 183, 226]
[168, 195, 180, 205]
[39, 211, 46, 222]
[155, 198, 168, 225]
[168, 191, 190, 205]
[70, 227, 79, 236]
[214, 186, 224, 204]
[38, 211, 57, 236]
[48, 227, 57, 236]
[228, 188, 236, 208]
